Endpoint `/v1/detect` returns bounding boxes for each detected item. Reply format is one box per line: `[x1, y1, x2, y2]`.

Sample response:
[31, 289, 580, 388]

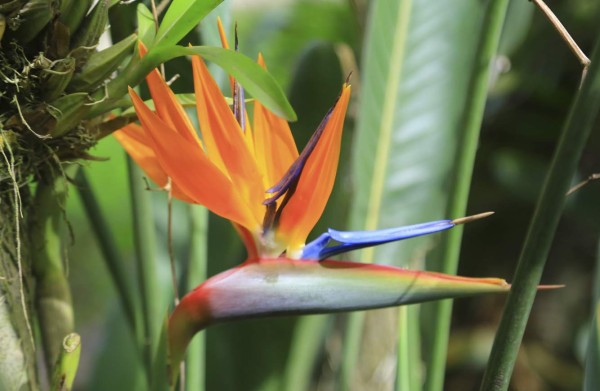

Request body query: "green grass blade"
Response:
[423, 1, 510, 390]
[185, 206, 208, 391]
[126, 158, 161, 386]
[480, 26, 600, 391]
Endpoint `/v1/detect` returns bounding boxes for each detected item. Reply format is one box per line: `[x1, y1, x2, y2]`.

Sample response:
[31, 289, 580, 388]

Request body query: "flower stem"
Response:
[423, 1, 510, 390]
[283, 315, 330, 391]
[480, 25, 600, 391]
[127, 157, 161, 385]
[184, 205, 208, 391]
[50, 333, 81, 391]
[30, 176, 74, 374]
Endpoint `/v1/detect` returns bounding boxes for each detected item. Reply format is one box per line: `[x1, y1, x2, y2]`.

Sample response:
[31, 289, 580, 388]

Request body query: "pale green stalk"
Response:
[584, 241, 600, 391]
[50, 333, 81, 391]
[282, 315, 329, 391]
[423, 1, 510, 390]
[185, 206, 208, 391]
[127, 158, 161, 385]
[31, 176, 74, 374]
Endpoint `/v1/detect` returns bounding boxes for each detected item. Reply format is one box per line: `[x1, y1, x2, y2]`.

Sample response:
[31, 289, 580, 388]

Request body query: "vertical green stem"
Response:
[50, 333, 81, 391]
[480, 27, 600, 391]
[283, 315, 330, 391]
[424, 1, 510, 390]
[340, 312, 364, 390]
[30, 176, 74, 374]
[184, 205, 208, 391]
[396, 307, 410, 391]
[75, 168, 140, 338]
[127, 158, 161, 384]
[584, 241, 600, 391]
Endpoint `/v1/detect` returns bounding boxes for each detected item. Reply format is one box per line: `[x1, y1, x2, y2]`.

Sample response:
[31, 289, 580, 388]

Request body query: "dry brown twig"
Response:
[531, 0, 590, 84]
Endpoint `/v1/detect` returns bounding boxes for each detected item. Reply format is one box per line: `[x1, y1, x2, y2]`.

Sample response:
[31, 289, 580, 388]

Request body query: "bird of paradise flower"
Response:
[115, 25, 513, 385]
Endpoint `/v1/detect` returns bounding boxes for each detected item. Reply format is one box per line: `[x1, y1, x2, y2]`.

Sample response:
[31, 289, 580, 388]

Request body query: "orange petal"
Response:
[191, 56, 265, 223]
[115, 123, 195, 203]
[114, 123, 167, 186]
[129, 87, 260, 231]
[137, 42, 203, 148]
[216, 16, 235, 93]
[253, 54, 299, 189]
[277, 84, 351, 250]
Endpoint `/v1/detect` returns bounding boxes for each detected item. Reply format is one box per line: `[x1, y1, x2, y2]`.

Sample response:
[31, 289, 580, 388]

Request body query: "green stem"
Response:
[584, 241, 600, 391]
[396, 307, 410, 391]
[283, 315, 330, 391]
[127, 158, 161, 385]
[185, 205, 208, 391]
[75, 168, 140, 338]
[30, 176, 74, 374]
[50, 333, 81, 391]
[480, 26, 600, 391]
[340, 312, 364, 390]
[423, 1, 510, 390]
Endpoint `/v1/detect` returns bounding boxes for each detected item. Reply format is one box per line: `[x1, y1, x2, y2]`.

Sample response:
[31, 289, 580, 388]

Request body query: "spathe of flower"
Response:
[167, 258, 511, 385]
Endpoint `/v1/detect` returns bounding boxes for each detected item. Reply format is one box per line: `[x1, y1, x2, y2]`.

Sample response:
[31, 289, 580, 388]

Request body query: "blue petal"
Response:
[301, 220, 454, 260]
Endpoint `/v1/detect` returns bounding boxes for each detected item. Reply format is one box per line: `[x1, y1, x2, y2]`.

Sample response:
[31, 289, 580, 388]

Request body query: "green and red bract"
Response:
[167, 258, 510, 384]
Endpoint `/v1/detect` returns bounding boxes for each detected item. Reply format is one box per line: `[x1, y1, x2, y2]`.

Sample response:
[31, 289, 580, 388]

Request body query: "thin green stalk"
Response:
[127, 157, 161, 384]
[423, 1, 510, 390]
[50, 333, 81, 391]
[283, 315, 329, 391]
[31, 176, 74, 374]
[185, 205, 208, 391]
[396, 307, 410, 391]
[480, 26, 600, 391]
[75, 168, 140, 337]
[584, 241, 600, 391]
[340, 312, 364, 390]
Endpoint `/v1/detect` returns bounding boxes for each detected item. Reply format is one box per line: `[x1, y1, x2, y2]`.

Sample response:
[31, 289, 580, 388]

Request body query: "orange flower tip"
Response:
[217, 17, 229, 49]
[257, 52, 266, 68]
[451, 211, 495, 225]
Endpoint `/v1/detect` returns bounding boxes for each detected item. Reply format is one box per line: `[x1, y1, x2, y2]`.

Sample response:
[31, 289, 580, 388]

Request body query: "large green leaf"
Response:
[144, 46, 296, 120]
[153, 0, 222, 47]
[344, 0, 487, 389]
[92, 46, 296, 122]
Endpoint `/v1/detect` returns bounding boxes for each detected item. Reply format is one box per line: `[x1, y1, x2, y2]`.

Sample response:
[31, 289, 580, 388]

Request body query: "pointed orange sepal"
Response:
[137, 42, 202, 147]
[191, 56, 265, 224]
[277, 84, 352, 250]
[253, 53, 299, 189]
[114, 123, 193, 203]
[129, 87, 260, 231]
